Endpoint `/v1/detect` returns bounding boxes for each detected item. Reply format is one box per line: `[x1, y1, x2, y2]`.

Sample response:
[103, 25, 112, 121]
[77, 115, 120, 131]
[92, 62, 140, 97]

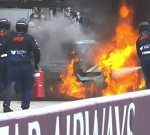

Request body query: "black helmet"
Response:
[139, 22, 150, 35]
[0, 18, 11, 29]
[16, 18, 29, 33]
[30, 13, 40, 21]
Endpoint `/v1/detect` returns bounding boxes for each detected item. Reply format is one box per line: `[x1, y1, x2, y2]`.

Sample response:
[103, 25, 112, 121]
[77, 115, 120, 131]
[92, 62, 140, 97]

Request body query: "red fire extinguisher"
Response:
[34, 69, 45, 99]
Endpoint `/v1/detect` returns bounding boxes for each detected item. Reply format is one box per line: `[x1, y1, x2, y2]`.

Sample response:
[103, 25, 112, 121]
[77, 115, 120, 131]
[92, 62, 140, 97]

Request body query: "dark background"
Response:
[126, 0, 150, 29]
[0, 0, 149, 34]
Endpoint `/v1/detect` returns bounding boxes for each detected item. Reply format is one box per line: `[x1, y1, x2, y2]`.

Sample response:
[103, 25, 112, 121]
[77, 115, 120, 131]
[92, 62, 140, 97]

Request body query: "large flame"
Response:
[59, 51, 86, 99]
[51, 1, 145, 99]
[59, 51, 97, 99]
[97, 2, 145, 96]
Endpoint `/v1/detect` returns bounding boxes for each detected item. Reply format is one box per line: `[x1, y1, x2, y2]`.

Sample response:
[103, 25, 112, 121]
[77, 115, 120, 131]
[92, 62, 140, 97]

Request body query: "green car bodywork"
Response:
[76, 65, 106, 90]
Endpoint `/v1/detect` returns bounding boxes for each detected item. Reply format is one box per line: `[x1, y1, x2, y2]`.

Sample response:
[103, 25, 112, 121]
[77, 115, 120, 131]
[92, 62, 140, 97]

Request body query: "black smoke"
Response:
[126, 0, 150, 30]
[78, 0, 121, 41]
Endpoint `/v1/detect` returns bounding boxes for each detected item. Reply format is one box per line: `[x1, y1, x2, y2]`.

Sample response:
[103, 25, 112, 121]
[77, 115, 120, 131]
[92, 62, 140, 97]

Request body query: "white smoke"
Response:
[30, 14, 96, 64]
[111, 67, 142, 79]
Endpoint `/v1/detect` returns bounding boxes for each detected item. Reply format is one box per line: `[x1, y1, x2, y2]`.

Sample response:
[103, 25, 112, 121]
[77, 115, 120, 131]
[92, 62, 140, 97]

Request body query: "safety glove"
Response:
[35, 63, 40, 70]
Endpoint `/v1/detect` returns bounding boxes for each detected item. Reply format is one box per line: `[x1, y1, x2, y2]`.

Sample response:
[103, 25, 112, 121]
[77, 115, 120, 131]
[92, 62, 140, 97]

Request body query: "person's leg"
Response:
[3, 60, 14, 113]
[13, 72, 22, 95]
[3, 84, 13, 113]
[21, 89, 32, 109]
[140, 56, 150, 89]
[0, 58, 6, 94]
[19, 65, 33, 109]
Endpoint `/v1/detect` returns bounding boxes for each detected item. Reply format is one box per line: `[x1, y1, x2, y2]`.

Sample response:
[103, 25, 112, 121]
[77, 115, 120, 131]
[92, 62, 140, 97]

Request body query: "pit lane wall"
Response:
[0, 90, 150, 135]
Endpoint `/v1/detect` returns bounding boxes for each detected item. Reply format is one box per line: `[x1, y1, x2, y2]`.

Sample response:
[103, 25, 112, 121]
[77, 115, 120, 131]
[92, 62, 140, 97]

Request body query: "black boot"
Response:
[3, 104, 13, 113]
[22, 108, 28, 110]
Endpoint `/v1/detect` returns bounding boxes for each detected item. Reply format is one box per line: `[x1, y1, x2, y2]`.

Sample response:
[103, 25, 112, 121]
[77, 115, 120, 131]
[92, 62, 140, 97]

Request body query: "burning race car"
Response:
[40, 36, 143, 100]
[40, 39, 108, 100]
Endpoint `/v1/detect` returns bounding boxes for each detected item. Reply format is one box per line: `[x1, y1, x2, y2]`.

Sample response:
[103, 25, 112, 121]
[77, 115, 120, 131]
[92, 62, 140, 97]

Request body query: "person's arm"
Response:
[0, 39, 9, 55]
[30, 36, 41, 69]
[136, 39, 141, 59]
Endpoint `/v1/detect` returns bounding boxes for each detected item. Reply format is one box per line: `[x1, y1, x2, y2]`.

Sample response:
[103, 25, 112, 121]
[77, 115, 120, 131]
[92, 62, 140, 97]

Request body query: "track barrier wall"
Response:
[0, 89, 150, 135]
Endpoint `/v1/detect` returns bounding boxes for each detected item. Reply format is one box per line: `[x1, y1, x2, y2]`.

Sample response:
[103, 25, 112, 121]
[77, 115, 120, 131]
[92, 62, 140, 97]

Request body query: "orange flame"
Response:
[50, 87, 53, 91]
[58, 51, 98, 99]
[120, 6, 129, 18]
[97, 3, 145, 96]
[59, 52, 86, 98]
[51, 1, 145, 99]
[139, 77, 145, 89]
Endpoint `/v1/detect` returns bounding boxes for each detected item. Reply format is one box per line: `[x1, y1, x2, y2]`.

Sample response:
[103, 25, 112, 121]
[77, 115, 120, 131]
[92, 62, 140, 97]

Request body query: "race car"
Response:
[40, 39, 99, 82]
[76, 65, 106, 90]
[40, 39, 107, 100]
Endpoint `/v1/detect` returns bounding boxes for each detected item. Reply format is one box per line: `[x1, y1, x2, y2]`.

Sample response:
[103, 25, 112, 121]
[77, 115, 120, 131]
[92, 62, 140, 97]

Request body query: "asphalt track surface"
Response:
[0, 101, 66, 113]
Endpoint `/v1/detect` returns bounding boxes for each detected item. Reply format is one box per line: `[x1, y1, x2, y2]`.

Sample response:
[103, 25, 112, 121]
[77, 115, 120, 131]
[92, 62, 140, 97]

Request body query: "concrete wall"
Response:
[0, 89, 150, 135]
[0, 8, 31, 30]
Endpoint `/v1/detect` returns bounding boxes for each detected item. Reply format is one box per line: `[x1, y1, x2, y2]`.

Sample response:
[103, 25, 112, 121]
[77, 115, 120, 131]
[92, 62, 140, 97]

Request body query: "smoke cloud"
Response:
[28, 0, 122, 70]
[0, 1, 122, 100]
[35, 16, 95, 63]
